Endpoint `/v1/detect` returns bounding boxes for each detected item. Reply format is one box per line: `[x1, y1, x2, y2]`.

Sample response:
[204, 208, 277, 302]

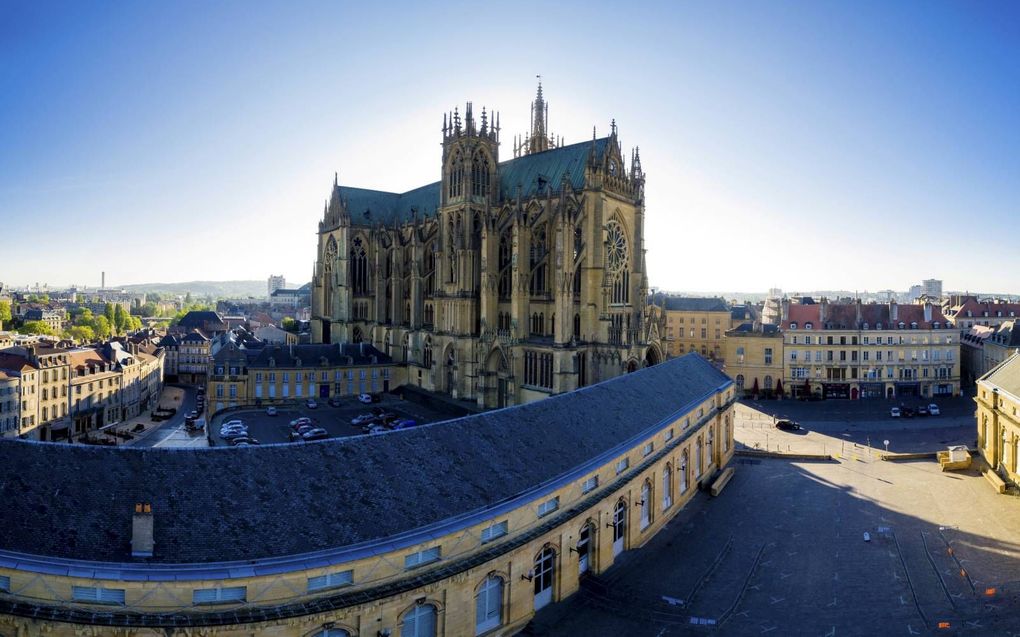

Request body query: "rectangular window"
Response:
[307, 570, 353, 592]
[665, 428, 674, 442]
[192, 586, 246, 605]
[72, 586, 125, 605]
[642, 442, 654, 456]
[616, 457, 630, 474]
[480, 520, 509, 543]
[537, 497, 559, 517]
[764, 348, 773, 365]
[581, 475, 599, 493]
[404, 546, 441, 569]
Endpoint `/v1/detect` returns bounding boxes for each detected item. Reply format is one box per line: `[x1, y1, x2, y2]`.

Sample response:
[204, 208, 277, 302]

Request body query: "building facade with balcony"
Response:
[652, 295, 731, 361]
[0, 354, 733, 636]
[779, 299, 960, 400]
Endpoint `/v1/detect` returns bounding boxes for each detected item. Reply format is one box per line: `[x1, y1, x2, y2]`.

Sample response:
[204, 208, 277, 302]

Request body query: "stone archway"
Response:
[483, 347, 512, 409]
[643, 343, 662, 367]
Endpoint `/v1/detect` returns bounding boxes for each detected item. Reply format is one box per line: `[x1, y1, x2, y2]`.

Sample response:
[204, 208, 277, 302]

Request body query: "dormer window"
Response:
[804, 322, 813, 330]
[898, 322, 905, 329]
[862, 322, 869, 330]
[910, 322, 917, 329]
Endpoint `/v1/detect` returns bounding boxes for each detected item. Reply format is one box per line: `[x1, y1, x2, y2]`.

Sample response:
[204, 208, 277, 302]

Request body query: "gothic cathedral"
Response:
[311, 84, 664, 409]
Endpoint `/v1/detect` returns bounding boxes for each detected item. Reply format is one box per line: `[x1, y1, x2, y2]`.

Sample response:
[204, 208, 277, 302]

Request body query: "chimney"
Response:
[890, 299, 898, 322]
[131, 503, 154, 558]
[781, 298, 790, 322]
[855, 298, 862, 325]
[819, 298, 828, 324]
[101, 271, 105, 290]
[924, 302, 933, 323]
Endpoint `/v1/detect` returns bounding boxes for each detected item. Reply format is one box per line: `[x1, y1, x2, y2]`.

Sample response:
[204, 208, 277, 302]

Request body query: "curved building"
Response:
[0, 354, 734, 636]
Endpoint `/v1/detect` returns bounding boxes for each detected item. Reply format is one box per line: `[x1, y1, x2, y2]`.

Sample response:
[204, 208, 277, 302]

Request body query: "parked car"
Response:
[223, 419, 244, 428]
[917, 405, 929, 417]
[266, 406, 278, 416]
[290, 417, 312, 429]
[221, 429, 249, 440]
[775, 419, 801, 431]
[219, 424, 247, 434]
[328, 396, 343, 407]
[301, 428, 329, 441]
[928, 403, 940, 416]
[296, 424, 316, 435]
[890, 407, 901, 418]
[306, 399, 318, 409]
[230, 436, 260, 446]
[392, 419, 419, 430]
[368, 424, 389, 435]
[358, 393, 373, 404]
[901, 407, 915, 418]
[352, 414, 376, 426]
[379, 412, 400, 424]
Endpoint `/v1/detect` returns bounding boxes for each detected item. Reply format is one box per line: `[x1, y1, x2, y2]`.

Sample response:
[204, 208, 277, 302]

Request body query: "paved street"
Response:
[131, 383, 202, 448]
[208, 394, 455, 446]
[528, 402, 1020, 637]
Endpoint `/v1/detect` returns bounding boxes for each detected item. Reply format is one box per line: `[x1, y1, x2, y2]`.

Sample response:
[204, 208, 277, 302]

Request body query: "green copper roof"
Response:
[340, 137, 610, 227]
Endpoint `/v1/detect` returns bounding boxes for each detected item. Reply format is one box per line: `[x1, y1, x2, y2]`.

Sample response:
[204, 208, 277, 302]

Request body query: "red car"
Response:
[290, 417, 312, 430]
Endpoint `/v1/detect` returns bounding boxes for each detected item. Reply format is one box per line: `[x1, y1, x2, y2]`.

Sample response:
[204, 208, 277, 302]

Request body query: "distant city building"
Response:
[943, 296, 1020, 331]
[723, 321, 784, 397]
[267, 275, 286, 296]
[921, 279, 943, 299]
[269, 286, 311, 307]
[960, 325, 997, 386]
[22, 307, 64, 332]
[253, 324, 297, 345]
[907, 284, 923, 301]
[652, 295, 731, 360]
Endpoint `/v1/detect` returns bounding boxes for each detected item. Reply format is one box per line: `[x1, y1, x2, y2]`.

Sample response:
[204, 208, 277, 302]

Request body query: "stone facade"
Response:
[311, 85, 664, 409]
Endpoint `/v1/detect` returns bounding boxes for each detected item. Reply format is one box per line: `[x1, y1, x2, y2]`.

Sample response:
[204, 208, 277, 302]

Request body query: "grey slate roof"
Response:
[981, 352, 1020, 397]
[247, 342, 392, 367]
[340, 138, 610, 227]
[654, 295, 729, 312]
[0, 354, 727, 564]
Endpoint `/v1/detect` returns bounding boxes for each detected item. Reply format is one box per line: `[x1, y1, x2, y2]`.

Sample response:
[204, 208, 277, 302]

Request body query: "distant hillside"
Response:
[117, 281, 269, 298]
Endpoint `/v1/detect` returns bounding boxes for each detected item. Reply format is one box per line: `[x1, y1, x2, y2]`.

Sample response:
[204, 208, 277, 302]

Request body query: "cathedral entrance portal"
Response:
[485, 347, 512, 409]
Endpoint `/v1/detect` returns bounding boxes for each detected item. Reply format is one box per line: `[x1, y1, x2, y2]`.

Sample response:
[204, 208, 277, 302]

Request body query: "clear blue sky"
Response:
[1, 1, 1018, 293]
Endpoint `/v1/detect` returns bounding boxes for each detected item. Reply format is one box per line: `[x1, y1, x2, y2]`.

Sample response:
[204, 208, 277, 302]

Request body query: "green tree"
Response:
[74, 309, 94, 326]
[184, 292, 193, 305]
[104, 303, 116, 327]
[0, 300, 11, 329]
[18, 320, 53, 335]
[281, 317, 299, 332]
[93, 316, 112, 339]
[114, 304, 127, 334]
[66, 325, 95, 343]
[127, 315, 143, 331]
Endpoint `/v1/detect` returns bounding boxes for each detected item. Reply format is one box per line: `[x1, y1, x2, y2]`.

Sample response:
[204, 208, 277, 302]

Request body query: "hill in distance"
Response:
[116, 280, 269, 298]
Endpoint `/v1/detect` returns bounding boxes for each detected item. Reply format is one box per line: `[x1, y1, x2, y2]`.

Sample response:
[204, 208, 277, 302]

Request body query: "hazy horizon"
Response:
[2, 1, 1018, 292]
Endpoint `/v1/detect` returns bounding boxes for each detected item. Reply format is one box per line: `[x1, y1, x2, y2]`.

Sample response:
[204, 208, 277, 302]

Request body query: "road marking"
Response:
[749, 585, 762, 591]
[770, 596, 785, 605]
[736, 611, 750, 618]
[780, 572, 792, 580]
[761, 627, 777, 634]
[966, 620, 982, 628]
[787, 551, 798, 557]
[907, 625, 920, 635]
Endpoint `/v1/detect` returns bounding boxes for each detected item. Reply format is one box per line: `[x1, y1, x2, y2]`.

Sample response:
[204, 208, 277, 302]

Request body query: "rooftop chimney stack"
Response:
[131, 503, 154, 558]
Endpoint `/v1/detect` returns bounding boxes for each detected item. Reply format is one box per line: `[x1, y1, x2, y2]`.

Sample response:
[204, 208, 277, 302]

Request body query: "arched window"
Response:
[498, 230, 512, 301]
[475, 575, 503, 634]
[530, 224, 548, 296]
[424, 243, 436, 296]
[450, 151, 464, 199]
[707, 428, 714, 468]
[640, 480, 652, 530]
[533, 547, 556, 610]
[735, 374, 744, 389]
[764, 375, 773, 391]
[352, 326, 363, 344]
[573, 225, 583, 261]
[577, 521, 594, 575]
[605, 220, 629, 305]
[573, 268, 582, 297]
[423, 339, 433, 369]
[724, 417, 731, 453]
[612, 500, 627, 557]
[662, 463, 673, 510]
[573, 314, 581, 341]
[350, 237, 368, 295]
[471, 151, 490, 198]
[696, 438, 704, 477]
[680, 450, 689, 493]
[401, 603, 437, 637]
